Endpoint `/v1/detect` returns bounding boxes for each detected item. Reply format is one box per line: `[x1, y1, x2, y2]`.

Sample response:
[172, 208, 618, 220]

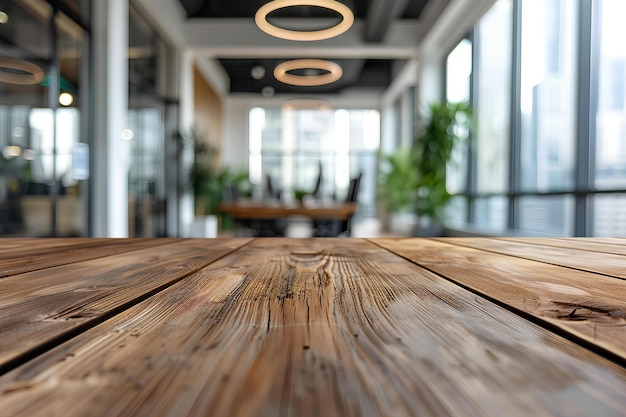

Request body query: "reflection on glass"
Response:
[474, 197, 508, 231]
[595, 0, 626, 190]
[475, 0, 512, 193]
[445, 196, 468, 228]
[518, 196, 574, 235]
[446, 38, 472, 195]
[594, 194, 626, 236]
[0, 1, 87, 237]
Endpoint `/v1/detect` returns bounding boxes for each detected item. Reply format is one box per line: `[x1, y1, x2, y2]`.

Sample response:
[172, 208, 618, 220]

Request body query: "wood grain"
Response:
[501, 237, 626, 256]
[1, 238, 625, 417]
[0, 238, 181, 278]
[0, 238, 251, 371]
[373, 238, 626, 362]
[439, 237, 626, 279]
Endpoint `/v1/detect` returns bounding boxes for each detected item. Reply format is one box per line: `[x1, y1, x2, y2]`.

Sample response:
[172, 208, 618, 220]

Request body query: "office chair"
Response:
[313, 173, 361, 237]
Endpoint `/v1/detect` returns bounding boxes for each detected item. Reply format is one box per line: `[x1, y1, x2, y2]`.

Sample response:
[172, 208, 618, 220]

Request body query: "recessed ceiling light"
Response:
[0, 12, 8, 24]
[262, 86, 276, 97]
[59, 92, 74, 106]
[274, 59, 342, 86]
[255, 0, 354, 41]
[121, 129, 135, 141]
[251, 65, 266, 80]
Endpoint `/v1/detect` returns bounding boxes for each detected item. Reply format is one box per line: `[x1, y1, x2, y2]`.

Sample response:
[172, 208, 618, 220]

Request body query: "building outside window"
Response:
[593, 0, 626, 236]
[472, 0, 513, 231]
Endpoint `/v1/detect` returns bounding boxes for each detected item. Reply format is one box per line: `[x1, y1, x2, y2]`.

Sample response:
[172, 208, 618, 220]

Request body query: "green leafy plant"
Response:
[181, 130, 250, 218]
[413, 101, 473, 223]
[378, 148, 419, 213]
[188, 137, 220, 215]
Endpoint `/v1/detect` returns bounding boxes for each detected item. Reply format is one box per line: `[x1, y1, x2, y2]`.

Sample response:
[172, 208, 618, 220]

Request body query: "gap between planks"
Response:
[432, 237, 626, 281]
[0, 238, 254, 376]
[368, 237, 626, 368]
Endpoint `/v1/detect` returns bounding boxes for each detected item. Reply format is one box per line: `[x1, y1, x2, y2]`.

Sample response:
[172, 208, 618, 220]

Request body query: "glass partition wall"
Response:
[0, 0, 89, 236]
[127, 4, 171, 237]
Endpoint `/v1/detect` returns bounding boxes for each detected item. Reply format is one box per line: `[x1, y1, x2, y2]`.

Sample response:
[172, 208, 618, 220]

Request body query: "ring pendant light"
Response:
[274, 59, 343, 86]
[0, 58, 44, 85]
[255, 0, 354, 41]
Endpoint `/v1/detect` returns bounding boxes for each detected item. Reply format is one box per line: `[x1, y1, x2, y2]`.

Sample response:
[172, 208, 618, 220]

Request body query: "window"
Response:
[520, 0, 577, 192]
[445, 38, 473, 224]
[594, 0, 626, 190]
[518, 196, 575, 235]
[435, 0, 626, 236]
[446, 38, 472, 196]
[474, 0, 513, 194]
[249, 107, 380, 216]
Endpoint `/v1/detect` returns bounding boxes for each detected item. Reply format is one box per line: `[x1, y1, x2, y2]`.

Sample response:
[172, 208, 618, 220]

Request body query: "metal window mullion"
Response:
[468, 28, 479, 225]
[508, 0, 523, 231]
[575, 0, 595, 236]
[48, 7, 60, 237]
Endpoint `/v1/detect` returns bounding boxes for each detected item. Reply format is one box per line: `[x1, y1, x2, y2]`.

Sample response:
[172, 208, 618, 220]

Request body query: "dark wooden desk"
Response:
[219, 200, 356, 220]
[1, 237, 626, 416]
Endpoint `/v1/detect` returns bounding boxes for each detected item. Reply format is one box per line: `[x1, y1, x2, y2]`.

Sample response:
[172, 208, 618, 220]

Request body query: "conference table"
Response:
[0, 237, 626, 416]
[219, 200, 357, 236]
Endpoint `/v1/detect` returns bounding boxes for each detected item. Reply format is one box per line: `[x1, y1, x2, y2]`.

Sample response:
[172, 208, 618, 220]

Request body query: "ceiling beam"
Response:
[364, 0, 410, 42]
[183, 19, 421, 58]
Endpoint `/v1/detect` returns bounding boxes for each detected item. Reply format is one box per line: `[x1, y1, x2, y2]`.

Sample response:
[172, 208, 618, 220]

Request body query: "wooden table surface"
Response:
[1, 237, 626, 416]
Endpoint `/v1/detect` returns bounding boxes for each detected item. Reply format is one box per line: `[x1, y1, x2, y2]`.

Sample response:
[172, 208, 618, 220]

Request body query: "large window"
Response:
[249, 107, 380, 217]
[442, 0, 626, 236]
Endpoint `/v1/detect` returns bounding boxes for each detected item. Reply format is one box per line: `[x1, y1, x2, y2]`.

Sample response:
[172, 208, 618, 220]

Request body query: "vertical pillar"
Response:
[91, 0, 129, 237]
[178, 50, 195, 237]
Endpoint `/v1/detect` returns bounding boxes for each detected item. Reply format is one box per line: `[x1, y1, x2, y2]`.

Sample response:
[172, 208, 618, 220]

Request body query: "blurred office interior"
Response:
[0, 0, 624, 238]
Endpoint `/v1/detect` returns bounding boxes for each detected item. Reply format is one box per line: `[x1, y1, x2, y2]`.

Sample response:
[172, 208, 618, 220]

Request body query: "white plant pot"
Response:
[189, 215, 218, 238]
[388, 212, 418, 236]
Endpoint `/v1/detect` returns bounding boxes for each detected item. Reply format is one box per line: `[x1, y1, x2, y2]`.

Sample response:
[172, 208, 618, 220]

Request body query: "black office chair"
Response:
[313, 173, 361, 237]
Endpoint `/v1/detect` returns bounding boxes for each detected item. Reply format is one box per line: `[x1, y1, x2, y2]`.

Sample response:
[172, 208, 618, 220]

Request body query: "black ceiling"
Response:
[177, 0, 428, 95]
[178, 0, 427, 20]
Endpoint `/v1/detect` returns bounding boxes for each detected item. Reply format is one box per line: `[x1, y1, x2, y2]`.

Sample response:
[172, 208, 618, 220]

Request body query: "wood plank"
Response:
[438, 237, 626, 279]
[1, 238, 625, 416]
[373, 238, 626, 362]
[0, 238, 182, 278]
[0, 238, 251, 372]
[501, 237, 626, 256]
[0, 238, 111, 256]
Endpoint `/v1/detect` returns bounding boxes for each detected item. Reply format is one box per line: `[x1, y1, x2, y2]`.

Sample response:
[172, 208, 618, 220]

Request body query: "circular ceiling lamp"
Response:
[274, 59, 342, 86]
[255, 0, 354, 41]
[0, 58, 44, 85]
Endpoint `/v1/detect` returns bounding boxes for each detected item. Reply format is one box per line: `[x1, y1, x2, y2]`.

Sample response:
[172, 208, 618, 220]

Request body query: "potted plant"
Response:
[378, 148, 420, 235]
[413, 101, 473, 235]
[182, 130, 251, 236]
